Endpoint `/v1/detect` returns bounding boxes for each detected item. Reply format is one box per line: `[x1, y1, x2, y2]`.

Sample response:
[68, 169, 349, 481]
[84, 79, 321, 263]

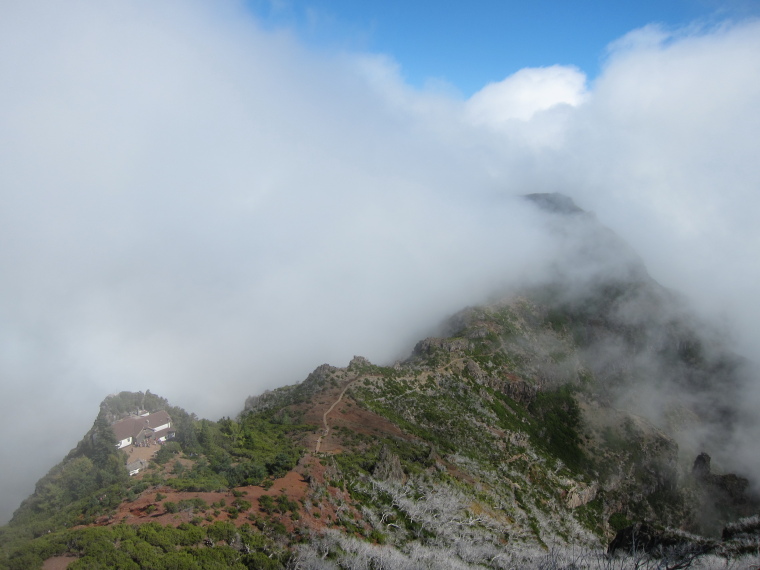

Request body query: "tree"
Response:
[88, 409, 119, 468]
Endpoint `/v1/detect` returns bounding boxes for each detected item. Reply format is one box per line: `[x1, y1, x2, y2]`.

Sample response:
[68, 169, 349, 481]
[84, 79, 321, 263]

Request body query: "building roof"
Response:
[145, 410, 171, 428]
[112, 410, 172, 442]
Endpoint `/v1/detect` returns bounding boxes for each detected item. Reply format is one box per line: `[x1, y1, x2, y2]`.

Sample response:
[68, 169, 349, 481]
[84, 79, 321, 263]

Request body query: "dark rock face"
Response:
[716, 474, 751, 505]
[465, 359, 537, 405]
[501, 378, 539, 405]
[523, 193, 585, 215]
[373, 445, 405, 483]
[692, 452, 711, 480]
[693, 452, 756, 510]
[688, 452, 760, 536]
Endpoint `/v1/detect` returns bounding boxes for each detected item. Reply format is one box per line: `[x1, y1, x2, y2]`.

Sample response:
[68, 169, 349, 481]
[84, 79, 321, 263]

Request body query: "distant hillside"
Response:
[1, 195, 758, 569]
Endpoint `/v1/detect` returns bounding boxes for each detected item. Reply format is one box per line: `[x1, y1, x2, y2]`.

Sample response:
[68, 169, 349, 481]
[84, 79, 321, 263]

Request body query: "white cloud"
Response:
[563, 19, 760, 345]
[0, 0, 552, 522]
[465, 65, 588, 124]
[461, 65, 588, 149]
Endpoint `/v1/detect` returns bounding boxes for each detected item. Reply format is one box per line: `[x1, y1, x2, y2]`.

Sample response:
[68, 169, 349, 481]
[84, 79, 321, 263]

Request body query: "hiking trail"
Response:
[315, 377, 359, 453]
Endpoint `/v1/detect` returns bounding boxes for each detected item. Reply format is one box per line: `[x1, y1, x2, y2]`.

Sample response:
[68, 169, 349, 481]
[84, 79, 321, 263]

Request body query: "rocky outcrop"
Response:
[690, 452, 760, 532]
[502, 378, 538, 405]
[693, 452, 754, 505]
[295, 364, 342, 402]
[247, 363, 344, 411]
[244, 385, 297, 413]
[413, 337, 470, 356]
[348, 356, 371, 369]
[466, 359, 538, 405]
[565, 481, 598, 509]
[465, 359, 486, 381]
[692, 452, 711, 480]
[372, 445, 405, 483]
[524, 192, 585, 216]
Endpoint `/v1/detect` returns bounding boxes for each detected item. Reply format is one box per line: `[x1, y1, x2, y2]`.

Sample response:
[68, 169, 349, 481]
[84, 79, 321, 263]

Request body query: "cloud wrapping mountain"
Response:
[0, 2, 759, 522]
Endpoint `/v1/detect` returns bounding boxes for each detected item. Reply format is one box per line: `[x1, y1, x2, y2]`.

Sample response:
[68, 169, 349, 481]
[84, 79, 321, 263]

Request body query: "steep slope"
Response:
[1, 194, 759, 569]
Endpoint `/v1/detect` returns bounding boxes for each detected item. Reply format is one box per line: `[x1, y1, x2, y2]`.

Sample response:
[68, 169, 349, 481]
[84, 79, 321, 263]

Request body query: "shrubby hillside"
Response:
[1, 195, 758, 569]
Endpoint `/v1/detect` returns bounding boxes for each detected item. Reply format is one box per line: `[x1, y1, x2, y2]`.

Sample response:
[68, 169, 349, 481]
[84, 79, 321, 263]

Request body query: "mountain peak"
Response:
[523, 192, 585, 215]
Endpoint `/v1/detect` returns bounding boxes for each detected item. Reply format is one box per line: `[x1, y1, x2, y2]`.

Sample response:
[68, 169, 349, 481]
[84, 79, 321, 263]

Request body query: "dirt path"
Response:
[125, 443, 160, 463]
[315, 376, 359, 453]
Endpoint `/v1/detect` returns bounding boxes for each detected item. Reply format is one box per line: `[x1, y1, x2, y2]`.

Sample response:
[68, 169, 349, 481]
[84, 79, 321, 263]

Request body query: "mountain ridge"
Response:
[2, 194, 759, 569]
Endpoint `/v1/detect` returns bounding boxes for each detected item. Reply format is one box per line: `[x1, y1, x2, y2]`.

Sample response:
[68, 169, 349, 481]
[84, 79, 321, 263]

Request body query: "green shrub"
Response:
[609, 512, 633, 532]
[206, 521, 236, 544]
[154, 442, 183, 465]
[259, 495, 275, 515]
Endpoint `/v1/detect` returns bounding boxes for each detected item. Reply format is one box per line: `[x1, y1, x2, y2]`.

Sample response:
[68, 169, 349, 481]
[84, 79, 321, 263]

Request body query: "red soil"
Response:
[101, 468, 310, 528]
[296, 376, 412, 454]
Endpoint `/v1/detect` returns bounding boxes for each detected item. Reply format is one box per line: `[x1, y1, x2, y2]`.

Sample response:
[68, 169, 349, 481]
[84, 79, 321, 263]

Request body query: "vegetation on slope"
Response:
[1, 279, 759, 568]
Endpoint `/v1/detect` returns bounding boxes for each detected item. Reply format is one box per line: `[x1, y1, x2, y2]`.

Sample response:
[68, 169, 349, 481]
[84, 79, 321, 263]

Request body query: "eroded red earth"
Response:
[45, 376, 414, 567]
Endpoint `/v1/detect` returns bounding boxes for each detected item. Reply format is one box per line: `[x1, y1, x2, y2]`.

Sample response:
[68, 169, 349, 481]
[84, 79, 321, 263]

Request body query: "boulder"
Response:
[373, 445, 405, 483]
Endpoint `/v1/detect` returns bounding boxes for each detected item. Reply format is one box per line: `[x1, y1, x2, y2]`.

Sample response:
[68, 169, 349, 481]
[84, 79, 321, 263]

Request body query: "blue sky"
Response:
[245, 0, 759, 95]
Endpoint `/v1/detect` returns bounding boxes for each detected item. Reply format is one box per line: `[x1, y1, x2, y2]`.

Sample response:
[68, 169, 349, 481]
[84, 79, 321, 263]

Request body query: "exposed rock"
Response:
[307, 363, 339, 379]
[692, 452, 711, 480]
[566, 481, 598, 509]
[348, 356, 371, 369]
[413, 337, 470, 356]
[691, 452, 759, 531]
[715, 473, 750, 504]
[244, 385, 297, 413]
[465, 326, 491, 339]
[373, 445, 405, 483]
[467, 359, 538, 405]
[524, 192, 585, 216]
[293, 363, 342, 403]
[465, 360, 485, 382]
[508, 431, 529, 447]
[502, 378, 538, 405]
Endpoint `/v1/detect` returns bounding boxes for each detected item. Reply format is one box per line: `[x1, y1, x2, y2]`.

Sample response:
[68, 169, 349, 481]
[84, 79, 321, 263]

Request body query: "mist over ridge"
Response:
[1, 2, 760, 524]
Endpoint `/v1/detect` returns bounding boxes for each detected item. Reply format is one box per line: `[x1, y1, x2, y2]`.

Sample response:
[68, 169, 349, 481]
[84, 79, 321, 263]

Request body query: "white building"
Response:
[112, 410, 174, 449]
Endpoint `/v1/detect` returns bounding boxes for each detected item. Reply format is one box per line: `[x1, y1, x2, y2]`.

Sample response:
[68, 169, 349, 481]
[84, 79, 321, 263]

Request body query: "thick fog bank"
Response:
[1, 3, 759, 522]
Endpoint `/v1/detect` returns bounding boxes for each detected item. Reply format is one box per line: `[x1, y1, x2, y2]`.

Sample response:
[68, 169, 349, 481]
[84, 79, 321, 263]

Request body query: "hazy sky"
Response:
[1, 1, 760, 523]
